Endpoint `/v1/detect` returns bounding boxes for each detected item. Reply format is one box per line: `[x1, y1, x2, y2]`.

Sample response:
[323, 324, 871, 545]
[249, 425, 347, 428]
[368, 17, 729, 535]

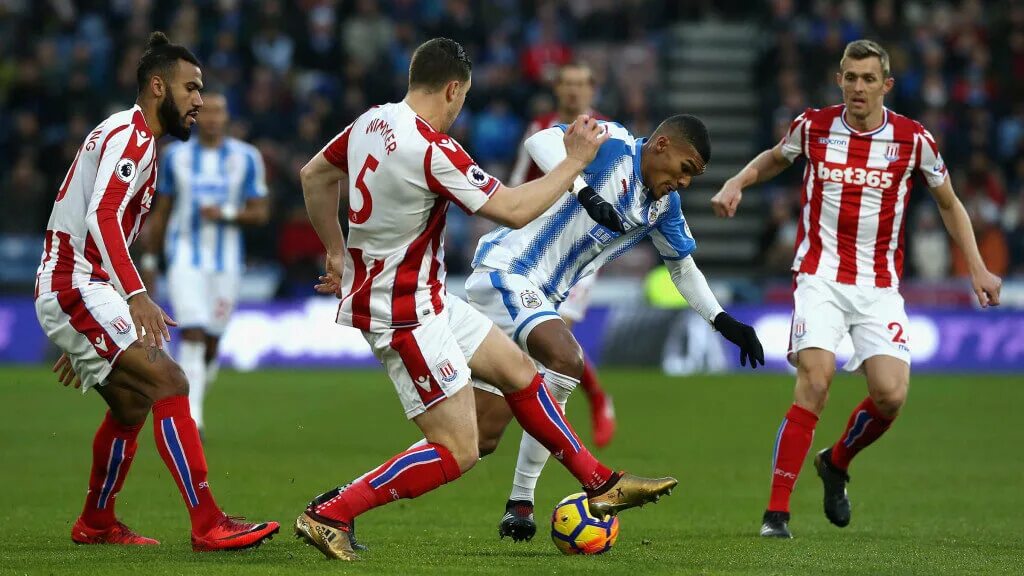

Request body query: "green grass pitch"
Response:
[1, 366, 1021, 575]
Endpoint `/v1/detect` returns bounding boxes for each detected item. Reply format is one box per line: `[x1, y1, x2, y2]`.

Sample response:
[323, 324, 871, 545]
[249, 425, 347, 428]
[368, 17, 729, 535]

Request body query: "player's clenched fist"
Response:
[127, 292, 176, 351]
[563, 114, 610, 166]
[711, 180, 743, 218]
[972, 269, 1002, 308]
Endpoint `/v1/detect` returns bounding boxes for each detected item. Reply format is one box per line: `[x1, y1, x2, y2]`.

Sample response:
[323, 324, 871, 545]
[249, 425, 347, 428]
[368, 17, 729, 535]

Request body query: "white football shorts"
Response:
[167, 265, 241, 336]
[362, 295, 492, 419]
[35, 283, 139, 392]
[464, 270, 565, 396]
[788, 272, 911, 372]
[557, 273, 596, 323]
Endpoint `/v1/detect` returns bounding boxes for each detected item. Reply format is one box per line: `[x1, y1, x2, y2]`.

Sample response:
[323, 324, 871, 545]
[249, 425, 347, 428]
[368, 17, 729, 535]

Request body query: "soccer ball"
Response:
[550, 492, 620, 555]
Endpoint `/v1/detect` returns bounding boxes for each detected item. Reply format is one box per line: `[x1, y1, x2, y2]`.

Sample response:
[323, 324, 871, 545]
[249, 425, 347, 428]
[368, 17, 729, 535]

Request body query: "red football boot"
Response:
[191, 515, 280, 552]
[590, 394, 616, 449]
[71, 518, 160, 545]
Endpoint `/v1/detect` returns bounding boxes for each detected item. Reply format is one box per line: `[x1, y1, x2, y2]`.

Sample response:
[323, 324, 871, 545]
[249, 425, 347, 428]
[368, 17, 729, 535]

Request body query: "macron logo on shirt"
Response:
[135, 129, 149, 147]
[436, 138, 458, 153]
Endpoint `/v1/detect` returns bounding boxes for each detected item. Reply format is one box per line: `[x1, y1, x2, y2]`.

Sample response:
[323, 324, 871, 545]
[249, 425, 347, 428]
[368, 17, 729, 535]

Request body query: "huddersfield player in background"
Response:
[712, 39, 1003, 538]
[38, 32, 278, 550]
[143, 92, 270, 439]
[295, 37, 677, 561]
[509, 62, 617, 450]
[470, 115, 765, 542]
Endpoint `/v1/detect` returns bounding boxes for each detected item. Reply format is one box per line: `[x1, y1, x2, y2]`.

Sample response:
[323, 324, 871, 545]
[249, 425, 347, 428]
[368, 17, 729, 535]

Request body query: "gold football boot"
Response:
[587, 472, 678, 517]
[294, 511, 359, 561]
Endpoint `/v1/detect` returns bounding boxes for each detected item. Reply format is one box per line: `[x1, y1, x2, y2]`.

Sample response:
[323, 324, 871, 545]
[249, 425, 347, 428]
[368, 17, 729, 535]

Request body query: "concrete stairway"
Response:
[662, 22, 765, 276]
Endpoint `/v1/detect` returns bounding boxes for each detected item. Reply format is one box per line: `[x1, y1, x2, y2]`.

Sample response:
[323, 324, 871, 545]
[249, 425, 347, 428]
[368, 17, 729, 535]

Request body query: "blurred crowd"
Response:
[3, 0, 1022, 297]
[756, 0, 1024, 280]
[0, 0, 681, 295]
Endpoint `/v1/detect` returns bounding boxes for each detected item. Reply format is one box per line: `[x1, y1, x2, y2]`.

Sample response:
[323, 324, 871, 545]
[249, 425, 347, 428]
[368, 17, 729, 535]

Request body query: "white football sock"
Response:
[509, 369, 579, 503]
[179, 340, 207, 429]
[205, 358, 220, 384]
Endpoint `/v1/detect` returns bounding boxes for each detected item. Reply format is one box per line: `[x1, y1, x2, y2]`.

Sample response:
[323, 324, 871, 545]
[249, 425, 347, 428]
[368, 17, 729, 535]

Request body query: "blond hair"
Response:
[840, 39, 890, 77]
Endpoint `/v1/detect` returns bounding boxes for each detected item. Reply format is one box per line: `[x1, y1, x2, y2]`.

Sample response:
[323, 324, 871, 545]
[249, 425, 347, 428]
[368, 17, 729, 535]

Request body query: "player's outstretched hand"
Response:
[563, 114, 610, 166]
[577, 186, 625, 233]
[127, 292, 176, 351]
[713, 312, 765, 369]
[315, 252, 344, 298]
[972, 269, 1002, 308]
[711, 180, 743, 218]
[53, 353, 81, 389]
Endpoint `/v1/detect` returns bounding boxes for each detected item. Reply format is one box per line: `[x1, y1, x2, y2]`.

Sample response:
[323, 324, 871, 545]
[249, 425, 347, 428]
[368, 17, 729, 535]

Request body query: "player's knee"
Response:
[477, 434, 500, 458]
[538, 345, 584, 379]
[795, 364, 832, 413]
[871, 381, 908, 418]
[110, 395, 152, 425]
[450, 442, 480, 473]
[148, 358, 190, 400]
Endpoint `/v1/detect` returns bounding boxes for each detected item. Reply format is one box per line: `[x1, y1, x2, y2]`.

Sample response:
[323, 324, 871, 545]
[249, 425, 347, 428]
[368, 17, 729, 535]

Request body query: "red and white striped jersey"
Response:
[508, 110, 605, 186]
[36, 105, 159, 298]
[323, 101, 499, 331]
[780, 105, 948, 288]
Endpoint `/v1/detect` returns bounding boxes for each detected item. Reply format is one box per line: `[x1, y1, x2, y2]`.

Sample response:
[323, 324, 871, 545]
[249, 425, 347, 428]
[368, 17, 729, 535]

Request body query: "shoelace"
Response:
[220, 515, 254, 530]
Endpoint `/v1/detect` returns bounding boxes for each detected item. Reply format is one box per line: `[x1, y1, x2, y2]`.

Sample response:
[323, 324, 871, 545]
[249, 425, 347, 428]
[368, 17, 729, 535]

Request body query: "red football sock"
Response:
[579, 357, 606, 405]
[504, 373, 612, 490]
[80, 411, 143, 529]
[830, 397, 895, 471]
[152, 395, 222, 533]
[768, 404, 819, 513]
[314, 443, 461, 523]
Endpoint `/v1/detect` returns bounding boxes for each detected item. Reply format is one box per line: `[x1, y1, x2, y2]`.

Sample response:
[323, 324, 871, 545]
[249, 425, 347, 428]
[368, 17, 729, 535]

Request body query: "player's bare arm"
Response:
[928, 176, 1002, 307]
[712, 142, 791, 218]
[199, 196, 270, 226]
[477, 115, 609, 228]
[300, 150, 349, 297]
[140, 193, 173, 296]
[521, 123, 624, 232]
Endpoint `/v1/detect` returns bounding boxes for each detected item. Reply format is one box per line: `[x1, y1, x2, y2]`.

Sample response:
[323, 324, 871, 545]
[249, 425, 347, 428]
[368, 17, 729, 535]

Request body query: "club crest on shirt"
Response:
[435, 359, 458, 384]
[110, 316, 132, 335]
[884, 143, 900, 162]
[467, 165, 490, 189]
[520, 289, 542, 309]
[648, 197, 668, 223]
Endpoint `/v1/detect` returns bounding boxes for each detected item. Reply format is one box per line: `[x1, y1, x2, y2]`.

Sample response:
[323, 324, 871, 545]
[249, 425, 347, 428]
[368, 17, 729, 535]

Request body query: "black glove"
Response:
[713, 312, 765, 369]
[577, 186, 625, 233]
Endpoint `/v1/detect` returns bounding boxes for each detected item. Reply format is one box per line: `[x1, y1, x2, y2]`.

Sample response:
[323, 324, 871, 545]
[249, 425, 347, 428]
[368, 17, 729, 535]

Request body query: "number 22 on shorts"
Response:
[887, 322, 907, 344]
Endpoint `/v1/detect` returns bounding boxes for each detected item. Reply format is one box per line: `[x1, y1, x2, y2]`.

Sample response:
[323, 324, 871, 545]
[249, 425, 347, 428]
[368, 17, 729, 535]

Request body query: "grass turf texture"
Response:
[1, 366, 1021, 575]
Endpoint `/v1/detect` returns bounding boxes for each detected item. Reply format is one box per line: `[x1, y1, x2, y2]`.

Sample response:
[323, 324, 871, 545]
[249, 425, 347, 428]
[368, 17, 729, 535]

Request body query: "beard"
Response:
[159, 91, 192, 141]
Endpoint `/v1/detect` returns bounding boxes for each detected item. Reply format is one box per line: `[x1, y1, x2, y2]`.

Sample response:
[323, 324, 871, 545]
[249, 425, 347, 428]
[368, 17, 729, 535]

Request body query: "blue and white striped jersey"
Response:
[158, 138, 267, 273]
[472, 122, 696, 302]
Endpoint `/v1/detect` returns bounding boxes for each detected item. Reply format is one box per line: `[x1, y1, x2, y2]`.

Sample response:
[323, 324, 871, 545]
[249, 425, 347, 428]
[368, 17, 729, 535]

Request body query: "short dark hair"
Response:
[653, 114, 711, 164]
[408, 38, 472, 91]
[841, 39, 891, 77]
[557, 61, 594, 84]
[136, 31, 201, 93]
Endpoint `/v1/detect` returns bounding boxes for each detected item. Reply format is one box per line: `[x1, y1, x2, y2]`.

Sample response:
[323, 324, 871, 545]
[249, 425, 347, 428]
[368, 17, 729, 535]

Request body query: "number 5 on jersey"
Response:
[351, 155, 379, 224]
